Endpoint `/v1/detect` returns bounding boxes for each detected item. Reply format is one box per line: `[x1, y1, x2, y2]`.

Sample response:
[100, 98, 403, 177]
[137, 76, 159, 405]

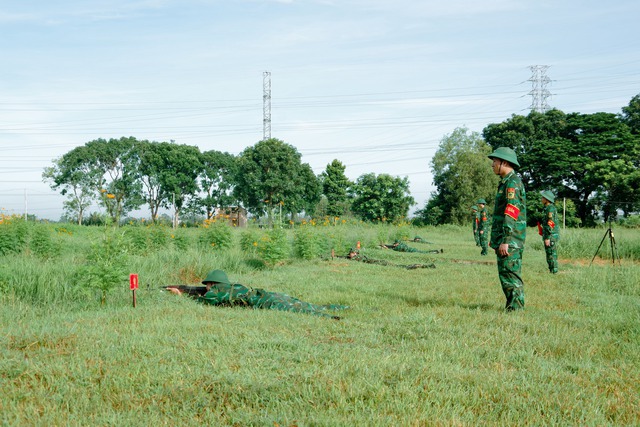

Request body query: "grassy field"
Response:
[1, 222, 639, 425]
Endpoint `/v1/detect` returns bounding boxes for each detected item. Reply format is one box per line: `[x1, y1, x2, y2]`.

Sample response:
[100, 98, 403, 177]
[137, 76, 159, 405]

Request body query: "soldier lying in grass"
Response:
[345, 249, 435, 269]
[167, 269, 348, 320]
[380, 240, 443, 254]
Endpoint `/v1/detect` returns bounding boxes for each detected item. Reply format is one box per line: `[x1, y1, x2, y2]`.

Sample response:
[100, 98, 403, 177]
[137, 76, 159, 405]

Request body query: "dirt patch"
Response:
[563, 257, 632, 267]
[449, 258, 495, 266]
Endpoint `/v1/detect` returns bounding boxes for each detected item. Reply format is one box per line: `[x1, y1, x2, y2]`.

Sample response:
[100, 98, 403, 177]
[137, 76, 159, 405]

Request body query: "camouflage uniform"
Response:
[196, 270, 348, 319]
[411, 236, 433, 244]
[476, 199, 490, 256]
[347, 250, 436, 269]
[382, 241, 442, 254]
[489, 148, 527, 311]
[471, 206, 480, 246]
[540, 190, 560, 274]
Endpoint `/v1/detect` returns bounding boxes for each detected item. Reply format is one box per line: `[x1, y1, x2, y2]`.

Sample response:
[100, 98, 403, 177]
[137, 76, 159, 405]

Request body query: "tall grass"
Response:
[1, 222, 639, 425]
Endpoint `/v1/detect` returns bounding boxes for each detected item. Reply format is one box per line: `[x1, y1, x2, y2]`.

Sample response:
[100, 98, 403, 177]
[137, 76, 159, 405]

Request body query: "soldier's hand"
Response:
[167, 287, 182, 295]
[498, 243, 510, 257]
[544, 239, 550, 247]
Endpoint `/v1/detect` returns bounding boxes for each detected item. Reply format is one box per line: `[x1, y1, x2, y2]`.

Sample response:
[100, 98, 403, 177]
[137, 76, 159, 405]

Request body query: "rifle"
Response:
[162, 285, 208, 297]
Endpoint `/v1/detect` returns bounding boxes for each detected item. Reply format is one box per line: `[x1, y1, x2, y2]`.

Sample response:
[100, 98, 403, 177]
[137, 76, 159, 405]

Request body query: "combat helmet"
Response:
[471, 205, 478, 211]
[476, 198, 487, 205]
[202, 269, 230, 284]
[540, 190, 556, 203]
[488, 147, 520, 168]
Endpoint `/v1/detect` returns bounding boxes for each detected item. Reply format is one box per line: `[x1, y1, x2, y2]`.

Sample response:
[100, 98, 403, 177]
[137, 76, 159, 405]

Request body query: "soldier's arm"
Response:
[501, 180, 525, 246]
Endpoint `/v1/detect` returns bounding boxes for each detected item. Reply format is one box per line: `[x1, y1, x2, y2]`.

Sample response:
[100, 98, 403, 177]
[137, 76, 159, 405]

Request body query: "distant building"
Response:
[213, 206, 248, 227]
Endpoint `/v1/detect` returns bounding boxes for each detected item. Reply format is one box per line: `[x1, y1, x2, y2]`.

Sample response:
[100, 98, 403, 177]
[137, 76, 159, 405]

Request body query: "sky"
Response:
[1, 0, 639, 220]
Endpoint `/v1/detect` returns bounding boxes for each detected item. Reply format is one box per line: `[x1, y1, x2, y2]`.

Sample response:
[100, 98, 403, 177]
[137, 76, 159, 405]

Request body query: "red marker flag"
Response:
[129, 274, 139, 290]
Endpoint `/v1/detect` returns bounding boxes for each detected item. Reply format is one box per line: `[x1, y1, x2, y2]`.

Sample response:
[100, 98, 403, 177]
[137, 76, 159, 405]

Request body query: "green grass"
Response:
[1, 224, 639, 425]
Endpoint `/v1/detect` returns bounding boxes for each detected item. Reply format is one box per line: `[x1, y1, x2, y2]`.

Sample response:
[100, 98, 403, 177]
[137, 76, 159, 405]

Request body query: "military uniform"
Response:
[411, 236, 433, 244]
[471, 206, 480, 246]
[476, 199, 490, 256]
[540, 190, 560, 273]
[382, 241, 442, 254]
[346, 250, 436, 269]
[196, 270, 348, 319]
[488, 148, 527, 311]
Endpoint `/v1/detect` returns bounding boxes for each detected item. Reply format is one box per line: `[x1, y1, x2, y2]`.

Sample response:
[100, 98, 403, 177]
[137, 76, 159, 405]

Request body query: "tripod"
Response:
[590, 220, 621, 266]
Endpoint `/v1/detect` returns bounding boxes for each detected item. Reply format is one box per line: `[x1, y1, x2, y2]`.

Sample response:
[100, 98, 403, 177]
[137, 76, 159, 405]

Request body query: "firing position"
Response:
[168, 270, 348, 320]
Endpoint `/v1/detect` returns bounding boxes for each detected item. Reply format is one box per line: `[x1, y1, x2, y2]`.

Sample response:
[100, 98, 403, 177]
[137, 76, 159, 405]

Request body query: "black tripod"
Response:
[590, 220, 621, 266]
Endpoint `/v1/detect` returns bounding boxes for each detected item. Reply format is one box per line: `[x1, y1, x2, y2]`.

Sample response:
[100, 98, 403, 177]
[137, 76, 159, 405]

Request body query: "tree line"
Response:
[44, 93, 639, 227]
[44, 137, 414, 225]
[415, 94, 640, 227]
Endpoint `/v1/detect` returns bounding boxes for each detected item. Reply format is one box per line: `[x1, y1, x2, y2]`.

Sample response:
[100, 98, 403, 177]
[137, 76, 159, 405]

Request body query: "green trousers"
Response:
[496, 248, 525, 311]
[544, 239, 558, 273]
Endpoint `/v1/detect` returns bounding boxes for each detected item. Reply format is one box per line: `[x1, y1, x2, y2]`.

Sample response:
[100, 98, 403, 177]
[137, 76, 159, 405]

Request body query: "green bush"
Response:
[123, 226, 149, 255]
[619, 215, 640, 228]
[240, 229, 261, 254]
[29, 225, 61, 260]
[198, 222, 233, 250]
[77, 227, 129, 305]
[293, 227, 323, 260]
[258, 228, 290, 266]
[149, 224, 170, 250]
[0, 220, 29, 256]
[171, 229, 190, 251]
[323, 231, 349, 256]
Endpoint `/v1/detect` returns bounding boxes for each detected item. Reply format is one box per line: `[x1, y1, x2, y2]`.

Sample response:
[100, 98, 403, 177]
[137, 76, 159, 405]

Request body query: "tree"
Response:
[320, 159, 352, 218]
[420, 127, 498, 225]
[234, 138, 320, 224]
[155, 143, 203, 226]
[351, 173, 415, 223]
[136, 141, 204, 224]
[483, 110, 639, 225]
[621, 93, 640, 134]
[198, 150, 237, 218]
[84, 137, 144, 223]
[43, 146, 101, 225]
[286, 163, 321, 218]
[136, 140, 165, 222]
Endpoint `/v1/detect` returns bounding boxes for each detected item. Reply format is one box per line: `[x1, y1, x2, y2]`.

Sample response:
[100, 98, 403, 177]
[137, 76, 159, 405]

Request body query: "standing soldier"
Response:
[539, 190, 560, 274]
[476, 198, 489, 256]
[488, 147, 527, 311]
[471, 205, 480, 246]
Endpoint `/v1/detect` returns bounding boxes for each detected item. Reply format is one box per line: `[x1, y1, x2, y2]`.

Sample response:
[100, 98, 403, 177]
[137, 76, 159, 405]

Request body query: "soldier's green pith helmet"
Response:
[202, 269, 230, 284]
[540, 190, 556, 203]
[488, 147, 520, 168]
[471, 205, 478, 211]
[476, 198, 487, 205]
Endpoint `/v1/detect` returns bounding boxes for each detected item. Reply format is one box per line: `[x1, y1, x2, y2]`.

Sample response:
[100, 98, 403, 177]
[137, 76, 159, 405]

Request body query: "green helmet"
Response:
[202, 269, 230, 284]
[476, 198, 487, 205]
[488, 147, 520, 168]
[540, 190, 556, 203]
[471, 205, 478, 211]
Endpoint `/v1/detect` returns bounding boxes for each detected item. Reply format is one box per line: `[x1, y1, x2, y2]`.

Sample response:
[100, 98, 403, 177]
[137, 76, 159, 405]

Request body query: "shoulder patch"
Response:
[507, 188, 516, 199]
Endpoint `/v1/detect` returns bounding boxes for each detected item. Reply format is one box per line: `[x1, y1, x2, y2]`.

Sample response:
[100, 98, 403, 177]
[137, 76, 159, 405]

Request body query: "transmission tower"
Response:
[263, 71, 271, 140]
[528, 65, 551, 113]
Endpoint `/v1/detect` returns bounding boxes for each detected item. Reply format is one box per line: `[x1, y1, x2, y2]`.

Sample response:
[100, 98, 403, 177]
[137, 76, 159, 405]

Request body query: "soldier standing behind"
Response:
[539, 190, 560, 274]
[471, 205, 480, 246]
[476, 198, 489, 256]
[488, 147, 527, 311]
